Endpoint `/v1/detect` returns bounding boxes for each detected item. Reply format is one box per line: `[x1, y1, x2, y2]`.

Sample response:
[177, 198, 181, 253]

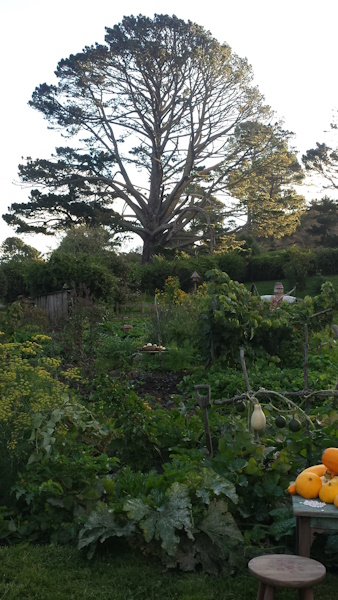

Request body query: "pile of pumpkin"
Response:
[288, 448, 338, 505]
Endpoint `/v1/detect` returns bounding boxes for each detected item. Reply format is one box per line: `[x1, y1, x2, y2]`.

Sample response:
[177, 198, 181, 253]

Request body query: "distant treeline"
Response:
[1, 245, 338, 305]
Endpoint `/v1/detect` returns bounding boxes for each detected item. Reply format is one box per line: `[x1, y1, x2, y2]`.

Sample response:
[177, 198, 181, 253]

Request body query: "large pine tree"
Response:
[3, 14, 304, 262]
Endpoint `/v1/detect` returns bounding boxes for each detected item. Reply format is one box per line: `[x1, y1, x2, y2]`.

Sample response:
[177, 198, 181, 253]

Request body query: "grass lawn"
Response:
[0, 544, 337, 599]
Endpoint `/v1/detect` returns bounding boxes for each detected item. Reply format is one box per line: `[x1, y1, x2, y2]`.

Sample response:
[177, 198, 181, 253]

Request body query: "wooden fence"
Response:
[35, 290, 70, 323]
[35, 294, 154, 324]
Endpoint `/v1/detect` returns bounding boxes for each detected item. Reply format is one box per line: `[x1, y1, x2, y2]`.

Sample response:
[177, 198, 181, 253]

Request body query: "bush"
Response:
[27, 253, 116, 302]
[214, 252, 247, 281]
[128, 253, 247, 295]
[282, 248, 316, 290]
[315, 249, 338, 276]
[247, 252, 286, 281]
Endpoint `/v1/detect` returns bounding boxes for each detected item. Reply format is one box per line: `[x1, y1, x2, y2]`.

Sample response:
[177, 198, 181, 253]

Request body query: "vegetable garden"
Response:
[0, 269, 338, 594]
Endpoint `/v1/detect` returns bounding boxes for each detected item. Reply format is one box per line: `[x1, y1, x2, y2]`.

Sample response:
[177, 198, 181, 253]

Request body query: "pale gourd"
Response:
[251, 404, 266, 431]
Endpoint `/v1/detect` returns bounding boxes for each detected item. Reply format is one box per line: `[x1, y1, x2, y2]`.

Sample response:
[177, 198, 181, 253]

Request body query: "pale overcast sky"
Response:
[1, 0, 337, 254]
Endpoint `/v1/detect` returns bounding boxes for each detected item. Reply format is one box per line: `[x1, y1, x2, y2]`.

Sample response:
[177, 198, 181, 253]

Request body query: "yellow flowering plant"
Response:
[0, 337, 68, 455]
[155, 276, 188, 306]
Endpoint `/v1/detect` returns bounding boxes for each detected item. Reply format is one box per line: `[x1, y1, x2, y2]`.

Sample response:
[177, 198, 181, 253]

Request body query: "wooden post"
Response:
[195, 385, 213, 457]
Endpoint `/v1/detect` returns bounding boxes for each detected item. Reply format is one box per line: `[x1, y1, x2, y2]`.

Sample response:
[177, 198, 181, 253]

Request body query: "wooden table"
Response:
[292, 494, 338, 557]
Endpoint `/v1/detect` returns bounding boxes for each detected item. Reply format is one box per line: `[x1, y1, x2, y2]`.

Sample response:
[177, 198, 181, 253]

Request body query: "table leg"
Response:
[263, 585, 274, 600]
[299, 588, 314, 600]
[296, 516, 311, 557]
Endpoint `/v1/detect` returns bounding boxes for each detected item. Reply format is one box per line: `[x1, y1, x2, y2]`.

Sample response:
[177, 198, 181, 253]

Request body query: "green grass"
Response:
[0, 544, 336, 600]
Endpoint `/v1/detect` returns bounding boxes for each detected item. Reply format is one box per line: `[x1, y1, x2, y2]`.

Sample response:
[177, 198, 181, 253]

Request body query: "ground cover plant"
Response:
[0, 272, 337, 589]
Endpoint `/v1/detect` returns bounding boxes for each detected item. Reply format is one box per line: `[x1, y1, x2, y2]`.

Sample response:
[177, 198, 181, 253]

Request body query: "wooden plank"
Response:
[292, 495, 338, 518]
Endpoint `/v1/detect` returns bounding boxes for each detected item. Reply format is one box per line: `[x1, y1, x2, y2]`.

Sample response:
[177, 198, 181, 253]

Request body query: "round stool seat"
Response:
[248, 554, 326, 600]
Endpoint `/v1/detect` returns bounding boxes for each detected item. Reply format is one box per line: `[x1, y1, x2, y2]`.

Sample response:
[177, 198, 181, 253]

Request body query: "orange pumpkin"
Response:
[321, 448, 338, 474]
[319, 477, 338, 503]
[288, 482, 297, 495]
[302, 464, 327, 477]
[295, 471, 322, 499]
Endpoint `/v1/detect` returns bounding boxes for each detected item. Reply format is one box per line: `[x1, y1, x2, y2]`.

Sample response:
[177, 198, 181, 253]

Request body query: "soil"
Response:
[129, 372, 184, 409]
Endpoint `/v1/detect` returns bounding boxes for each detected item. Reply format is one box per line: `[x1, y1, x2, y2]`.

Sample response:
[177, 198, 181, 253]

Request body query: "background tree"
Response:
[302, 111, 338, 195]
[4, 14, 302, 262]
[226, 121, 305, 238]
[0, 237, 41, 262]
[305, 197, 338, 247]
[26, 226, 127, 301]
[303, 143, 338, 193]
[0, 237, 41, 303]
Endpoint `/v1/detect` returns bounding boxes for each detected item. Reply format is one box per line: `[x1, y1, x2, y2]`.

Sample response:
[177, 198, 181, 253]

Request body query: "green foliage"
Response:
[0, 237, 42, 303]
[79, 460, 243, 573]
[197, 269, 338, 365]
[0, 334, 67, 464]
[315, 247, 338, 275]
[0, 237, 41, 262]
[282, 247, 316, 289]
[27, 252, 116, 301]
[227, 121, 305, 239]
[247, 251, 286, 281]
[306, 197, 338, 247]
[55, 286, 105, 372]
[0, 267, 338, 575]
[88, 377, 204, 470]
[9, 451, 117, 545]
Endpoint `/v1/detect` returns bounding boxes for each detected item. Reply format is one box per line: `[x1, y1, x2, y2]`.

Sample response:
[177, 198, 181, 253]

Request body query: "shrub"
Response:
[247, 252, 285, 281]
[214, 252, 247, 281]
[315, 249, 338, 276]
[282, 248, 316, 290]
[27, 253, 116, 302]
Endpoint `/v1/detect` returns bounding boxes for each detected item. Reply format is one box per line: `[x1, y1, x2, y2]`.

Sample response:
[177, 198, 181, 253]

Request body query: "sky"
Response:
[1, 0, 338, 255]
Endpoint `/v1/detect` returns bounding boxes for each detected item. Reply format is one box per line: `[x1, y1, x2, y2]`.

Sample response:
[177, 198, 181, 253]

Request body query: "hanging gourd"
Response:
[275, 415, 286, 428]
[251, 403, 266, 431]
[289, 417, 302, 432]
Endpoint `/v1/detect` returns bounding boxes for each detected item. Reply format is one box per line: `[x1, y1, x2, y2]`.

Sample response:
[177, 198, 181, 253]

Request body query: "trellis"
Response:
[195, 318, 338, 458]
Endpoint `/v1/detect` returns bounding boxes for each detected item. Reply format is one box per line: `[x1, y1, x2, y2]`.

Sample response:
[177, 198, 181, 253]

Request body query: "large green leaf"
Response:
[78, 503, 136, 557]
[198, 499, 243, 547]
[124, 482, 193, 556]
[195, 469, 238, 504]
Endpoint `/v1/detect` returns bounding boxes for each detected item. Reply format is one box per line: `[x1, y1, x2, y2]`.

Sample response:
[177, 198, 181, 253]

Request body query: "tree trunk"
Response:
[142, 236, 155, 264]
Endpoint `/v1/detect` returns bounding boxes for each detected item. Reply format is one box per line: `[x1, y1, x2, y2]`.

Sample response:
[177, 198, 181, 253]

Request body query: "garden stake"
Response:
[239, 347, 255, 433]
[194, 385, 213, 457]
[154, 294, 163, 365]
[303, 324, 310, 441]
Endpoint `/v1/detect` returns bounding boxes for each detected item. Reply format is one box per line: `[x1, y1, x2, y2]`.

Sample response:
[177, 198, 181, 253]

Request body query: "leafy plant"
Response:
[78, 461, 243, 574]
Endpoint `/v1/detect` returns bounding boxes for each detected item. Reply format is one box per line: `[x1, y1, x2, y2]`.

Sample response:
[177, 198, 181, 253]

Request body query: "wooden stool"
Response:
[248, 554, 326, 599]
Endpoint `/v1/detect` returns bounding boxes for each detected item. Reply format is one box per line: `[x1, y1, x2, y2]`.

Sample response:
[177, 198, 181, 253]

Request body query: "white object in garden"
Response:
[261, 295, 296, 303]
[251, 403, 267, 431]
